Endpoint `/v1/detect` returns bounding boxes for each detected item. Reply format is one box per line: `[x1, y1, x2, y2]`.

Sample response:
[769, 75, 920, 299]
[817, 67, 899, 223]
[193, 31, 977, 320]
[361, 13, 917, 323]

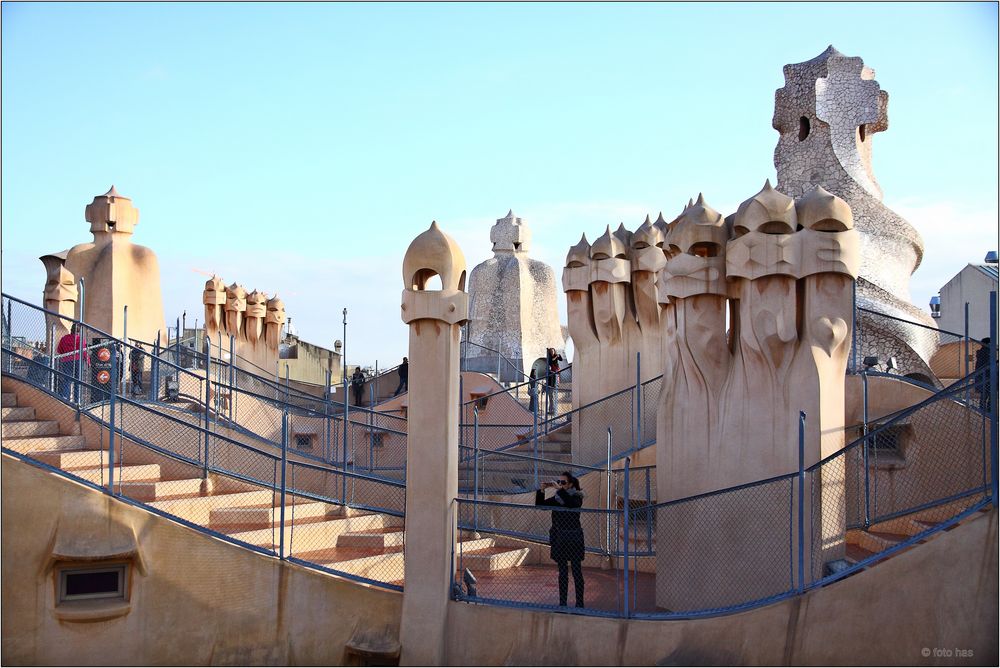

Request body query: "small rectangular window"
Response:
[59, 565, 126, 602]
[295, 434, 313, 449]
[870, 425, 902, 453]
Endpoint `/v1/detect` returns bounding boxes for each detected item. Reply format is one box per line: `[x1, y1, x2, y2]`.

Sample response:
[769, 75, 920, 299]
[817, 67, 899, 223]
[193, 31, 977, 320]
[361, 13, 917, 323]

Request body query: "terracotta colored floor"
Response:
[458, 564, 660, 613]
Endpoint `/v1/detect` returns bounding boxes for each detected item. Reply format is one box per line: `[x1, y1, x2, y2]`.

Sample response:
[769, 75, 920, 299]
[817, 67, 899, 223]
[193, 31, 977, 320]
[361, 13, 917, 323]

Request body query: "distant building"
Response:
[935, 259, 999, 340]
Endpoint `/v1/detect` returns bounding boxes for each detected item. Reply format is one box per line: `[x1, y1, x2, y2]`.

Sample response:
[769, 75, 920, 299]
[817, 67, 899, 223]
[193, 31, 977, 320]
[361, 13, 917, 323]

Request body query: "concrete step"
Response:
[31, 448, 116, 470]
[148, 489, 278, 524]
[310, 547, 406, 582]
[1, 392, 17, 407]
[869, 516, 928, 538]
[847, 528, 909, 554]
[230, 512, 391, 549]
[1, 406, 35, 421]
[209, 501, 334, 528]
[337, 527, 405, 549]
[2, 434, 87, 453]
[456, 537, 494, 552]
[74, 463, 161, 484]
[509, 442, 572, 455]
[118, 478, 206, 502]
[460, 545, 531, 571]
[2, 420, 59, 438]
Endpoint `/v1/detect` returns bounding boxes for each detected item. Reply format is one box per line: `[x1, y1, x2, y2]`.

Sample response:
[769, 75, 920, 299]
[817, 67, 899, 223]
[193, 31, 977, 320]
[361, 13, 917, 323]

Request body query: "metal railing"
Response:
[453, 363, 996, 617]
[1, 293, 409, 480]
[2, 346, 406, 591]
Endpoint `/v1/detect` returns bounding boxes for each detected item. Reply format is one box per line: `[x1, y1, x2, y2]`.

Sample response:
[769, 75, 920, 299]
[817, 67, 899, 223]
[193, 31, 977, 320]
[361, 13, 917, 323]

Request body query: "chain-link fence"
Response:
[455, 498, 630, 615]
[2, 324, 407, 591]
[452, 361, 995, 618]
[852, 305, 968, 387]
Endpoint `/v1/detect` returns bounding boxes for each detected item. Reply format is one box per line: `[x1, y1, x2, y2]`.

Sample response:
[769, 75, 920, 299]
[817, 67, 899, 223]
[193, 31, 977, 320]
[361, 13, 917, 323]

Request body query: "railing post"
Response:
[496, 348, 501, 384]
[473, 406, 480, 531]
[850, 281, 857, 373]
[49, 324, 57, 394]
[151, 331, 160, 402]
[797, 410, 806, 594]
[532, 389, 539, 489]
[606, 427, 612, 556]
[622, 455, 631, 618]
[202, 341, 212, 479]
[325, 368, 332, 464]
[279, 408, 288, 560]
[862, 368, 871, 528]
[342, 374, 348, 505]
[76, 278, 85, 414]
[965, 302, 971, 406]
[122, 305, 128, 396]
[369, 384, 375, 473]
[108, 344, 117, 496]
[645, 468, 652, 552]
[4, 298, 11, 374]
[175, 317, 180, 367]
[635, 352, 641, 452]
[229, 335, 235, 423]
[989, 291, 998, 503]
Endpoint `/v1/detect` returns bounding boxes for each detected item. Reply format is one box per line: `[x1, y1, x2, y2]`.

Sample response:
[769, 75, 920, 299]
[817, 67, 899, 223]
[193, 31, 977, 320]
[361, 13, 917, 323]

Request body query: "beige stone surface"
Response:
[40, 252, 77, 343]
[443, 508, 997, 666]
[201, 275, 287, 374]
[40, 187, 167, 344]
[398, 221, 468, 666]
[1, 454, 402, 666]
[563, 219, 666, 463]
[654, 183, 859, 610]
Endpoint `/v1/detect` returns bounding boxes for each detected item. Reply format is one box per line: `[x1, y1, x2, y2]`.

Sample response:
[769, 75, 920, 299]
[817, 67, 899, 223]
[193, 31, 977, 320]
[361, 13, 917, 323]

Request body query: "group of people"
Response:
[350, 356, 409, 407]
[528, 347, 564, 415]
[49, 324, 148, 401]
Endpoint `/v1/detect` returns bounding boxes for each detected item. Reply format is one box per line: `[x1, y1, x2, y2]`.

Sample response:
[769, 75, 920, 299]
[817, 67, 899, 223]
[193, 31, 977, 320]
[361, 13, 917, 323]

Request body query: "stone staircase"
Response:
[2, 384, 538, 584]
[843, 500, 989, 566]
[2, 391, 164, 487]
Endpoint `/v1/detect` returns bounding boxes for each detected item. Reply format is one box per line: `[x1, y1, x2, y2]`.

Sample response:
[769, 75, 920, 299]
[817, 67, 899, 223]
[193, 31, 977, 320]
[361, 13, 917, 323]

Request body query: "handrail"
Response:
[857, 305, 967, 339]
[1, 347, 405, 483]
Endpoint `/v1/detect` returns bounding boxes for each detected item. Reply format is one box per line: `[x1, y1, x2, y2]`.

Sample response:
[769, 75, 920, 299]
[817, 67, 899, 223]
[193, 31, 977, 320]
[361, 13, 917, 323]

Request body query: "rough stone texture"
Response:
[773, 46, 938, 371]
[467, 211, 564, 380]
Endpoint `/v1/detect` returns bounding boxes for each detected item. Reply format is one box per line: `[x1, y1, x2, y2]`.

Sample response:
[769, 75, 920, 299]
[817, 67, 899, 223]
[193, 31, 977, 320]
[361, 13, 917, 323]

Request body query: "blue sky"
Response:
[2, 2, 997, 366]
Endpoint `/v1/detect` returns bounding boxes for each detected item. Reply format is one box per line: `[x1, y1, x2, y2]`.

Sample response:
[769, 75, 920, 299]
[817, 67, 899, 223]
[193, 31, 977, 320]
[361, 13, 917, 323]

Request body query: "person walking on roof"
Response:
[394, 357, 409, 396]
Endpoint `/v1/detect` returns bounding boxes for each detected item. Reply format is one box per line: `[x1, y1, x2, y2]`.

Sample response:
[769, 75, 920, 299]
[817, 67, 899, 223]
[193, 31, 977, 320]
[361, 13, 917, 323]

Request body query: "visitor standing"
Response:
[545, 347, 563, 415]
[394, 357, 409, 396]
[975, 337, 995, 412]
[351, 367, 366, 407]
[535, 472, 586, 607]
[55, 323, 89, 401]
[528, 367, 538, 414]
[130, 343, 145, 395]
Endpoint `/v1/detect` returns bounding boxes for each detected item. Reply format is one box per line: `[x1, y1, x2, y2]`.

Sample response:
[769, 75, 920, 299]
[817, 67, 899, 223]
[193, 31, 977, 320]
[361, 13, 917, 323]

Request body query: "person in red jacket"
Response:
[55, 323, 90, 400]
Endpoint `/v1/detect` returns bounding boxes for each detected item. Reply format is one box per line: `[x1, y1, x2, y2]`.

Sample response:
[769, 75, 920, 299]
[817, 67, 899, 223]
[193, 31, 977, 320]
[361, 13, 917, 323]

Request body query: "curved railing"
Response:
[1, 347, 406, 590]
[453, 366, 996, 617]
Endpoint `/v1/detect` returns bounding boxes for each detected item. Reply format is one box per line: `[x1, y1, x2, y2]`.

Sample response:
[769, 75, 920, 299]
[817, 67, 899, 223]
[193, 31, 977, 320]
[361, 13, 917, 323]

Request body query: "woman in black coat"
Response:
[535, 471, 585, 607]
